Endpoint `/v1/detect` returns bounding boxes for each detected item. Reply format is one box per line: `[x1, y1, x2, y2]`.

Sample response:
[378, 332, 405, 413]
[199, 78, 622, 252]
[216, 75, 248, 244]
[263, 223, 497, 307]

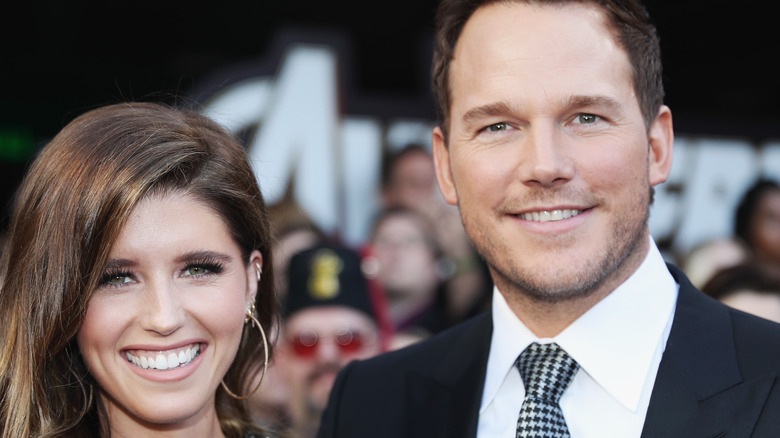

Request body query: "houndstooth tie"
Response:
[515, 342, 579, 438]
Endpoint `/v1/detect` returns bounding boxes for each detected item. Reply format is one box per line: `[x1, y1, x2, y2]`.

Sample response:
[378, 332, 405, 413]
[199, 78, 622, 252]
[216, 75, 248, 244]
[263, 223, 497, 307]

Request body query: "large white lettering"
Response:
[201, 37, 779, 259]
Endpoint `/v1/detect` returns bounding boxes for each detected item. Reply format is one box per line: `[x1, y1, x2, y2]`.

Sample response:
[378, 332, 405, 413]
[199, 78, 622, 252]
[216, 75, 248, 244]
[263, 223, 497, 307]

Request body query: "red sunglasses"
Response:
[287, 328, 369, 358]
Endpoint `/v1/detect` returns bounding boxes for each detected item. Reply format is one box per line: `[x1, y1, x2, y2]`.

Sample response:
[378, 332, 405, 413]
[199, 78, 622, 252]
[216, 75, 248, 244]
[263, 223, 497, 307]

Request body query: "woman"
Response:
[0, 102, 276, 437]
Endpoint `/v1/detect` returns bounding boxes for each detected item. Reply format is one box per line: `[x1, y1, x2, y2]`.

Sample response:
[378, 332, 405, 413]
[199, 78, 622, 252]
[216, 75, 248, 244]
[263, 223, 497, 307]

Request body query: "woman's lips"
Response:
[124, 343, 202, 371]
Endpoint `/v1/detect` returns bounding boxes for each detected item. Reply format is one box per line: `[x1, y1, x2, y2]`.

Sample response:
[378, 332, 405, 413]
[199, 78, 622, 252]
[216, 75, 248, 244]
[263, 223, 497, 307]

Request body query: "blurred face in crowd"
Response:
[432, 2, 673, 305]
[272, 228, 320, 298]
[750, 188, 780, 264]
[721, 289, 780, 324]
[77, 192, 261, 434]
[372, 211, 440, 299]
[277, 306, 380, 426]
[384, 148, 438, 209]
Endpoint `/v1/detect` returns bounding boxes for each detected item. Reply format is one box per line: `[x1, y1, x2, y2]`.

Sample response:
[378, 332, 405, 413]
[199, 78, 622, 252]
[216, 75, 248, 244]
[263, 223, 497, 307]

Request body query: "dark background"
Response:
[1, 0, 777, 205]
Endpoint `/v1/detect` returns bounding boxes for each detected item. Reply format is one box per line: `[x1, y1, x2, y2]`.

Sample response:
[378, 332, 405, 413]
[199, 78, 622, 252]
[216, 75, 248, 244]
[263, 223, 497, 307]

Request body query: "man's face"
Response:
[278, 306, 381, 426]
[433, 3, 672, 303]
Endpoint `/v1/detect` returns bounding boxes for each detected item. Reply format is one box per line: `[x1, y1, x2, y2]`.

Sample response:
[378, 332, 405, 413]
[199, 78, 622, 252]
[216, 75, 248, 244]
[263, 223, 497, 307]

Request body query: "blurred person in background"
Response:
[734, 178, 780, 265]
[249, 219, 324, 435]
[273, 244, 385, 438]
[381, 144, 491, 323]
[368, 207, 451, 344]
[381, 144, 439, 211]
[702, 260, 780, 324]
[271, 220, 325, 302]
[680, 237, 750, 289]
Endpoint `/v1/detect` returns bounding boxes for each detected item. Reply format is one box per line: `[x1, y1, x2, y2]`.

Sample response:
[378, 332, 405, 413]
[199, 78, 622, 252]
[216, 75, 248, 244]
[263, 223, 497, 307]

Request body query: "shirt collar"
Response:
[481, 237, 678, 413]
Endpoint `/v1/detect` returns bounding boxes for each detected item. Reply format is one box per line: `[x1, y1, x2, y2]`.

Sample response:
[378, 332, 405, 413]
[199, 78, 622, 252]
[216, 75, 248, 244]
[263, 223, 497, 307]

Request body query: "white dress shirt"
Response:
[477, 238, 679, 438]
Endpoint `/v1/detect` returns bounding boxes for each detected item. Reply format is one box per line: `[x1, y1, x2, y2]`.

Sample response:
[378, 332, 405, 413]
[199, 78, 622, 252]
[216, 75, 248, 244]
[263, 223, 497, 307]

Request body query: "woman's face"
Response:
[77, 192, 261, 433]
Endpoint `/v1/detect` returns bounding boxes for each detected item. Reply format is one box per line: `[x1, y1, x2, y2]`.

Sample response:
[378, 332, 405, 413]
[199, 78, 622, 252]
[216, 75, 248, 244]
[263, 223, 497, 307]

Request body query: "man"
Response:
[275, 243, 384, 438]
[317, 0, 780, 437]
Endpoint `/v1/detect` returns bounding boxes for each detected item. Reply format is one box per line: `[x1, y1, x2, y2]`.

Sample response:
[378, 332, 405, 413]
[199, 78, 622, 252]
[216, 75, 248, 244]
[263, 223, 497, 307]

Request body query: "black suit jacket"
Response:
[317, 265, 780, 437]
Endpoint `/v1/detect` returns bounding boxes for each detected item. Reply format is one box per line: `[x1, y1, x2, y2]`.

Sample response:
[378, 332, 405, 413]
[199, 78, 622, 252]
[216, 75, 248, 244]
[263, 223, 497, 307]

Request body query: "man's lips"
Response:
[515, 208, 582, 222]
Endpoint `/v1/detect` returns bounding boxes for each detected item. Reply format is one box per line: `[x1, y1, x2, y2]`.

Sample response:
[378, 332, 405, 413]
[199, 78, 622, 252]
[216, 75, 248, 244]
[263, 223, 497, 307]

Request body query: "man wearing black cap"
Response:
[275, 244, 384, 438]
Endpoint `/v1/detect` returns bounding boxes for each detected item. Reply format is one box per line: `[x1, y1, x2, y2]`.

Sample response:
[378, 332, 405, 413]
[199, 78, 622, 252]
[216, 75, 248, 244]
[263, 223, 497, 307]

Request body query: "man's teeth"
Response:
[520, 209, 580, 222]
[126, 345, 201, 371]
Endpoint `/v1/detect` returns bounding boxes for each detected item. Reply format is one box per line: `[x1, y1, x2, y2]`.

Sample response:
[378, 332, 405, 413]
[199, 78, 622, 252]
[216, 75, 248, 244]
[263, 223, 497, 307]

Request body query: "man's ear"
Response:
[648, 105, 674, 186]
[432, 126, 459, 205]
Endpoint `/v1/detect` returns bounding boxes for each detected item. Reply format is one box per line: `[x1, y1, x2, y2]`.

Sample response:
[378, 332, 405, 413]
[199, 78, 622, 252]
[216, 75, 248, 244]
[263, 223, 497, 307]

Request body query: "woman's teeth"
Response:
[126, 344, 201, 371]
[519, 209, 580, 222]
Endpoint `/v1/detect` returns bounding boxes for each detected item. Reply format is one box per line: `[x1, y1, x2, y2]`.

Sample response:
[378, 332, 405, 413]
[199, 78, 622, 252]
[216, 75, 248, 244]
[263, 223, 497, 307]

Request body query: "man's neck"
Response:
[501, 289, 611, 338]
[497, 238, 651, 338]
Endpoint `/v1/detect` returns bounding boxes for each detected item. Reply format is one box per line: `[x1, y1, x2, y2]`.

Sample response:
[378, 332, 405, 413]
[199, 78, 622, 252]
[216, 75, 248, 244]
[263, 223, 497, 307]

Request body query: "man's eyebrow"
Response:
[460, 95, 621, 125]
[565, 95, 622, 112]
[461, 101, 515, 125]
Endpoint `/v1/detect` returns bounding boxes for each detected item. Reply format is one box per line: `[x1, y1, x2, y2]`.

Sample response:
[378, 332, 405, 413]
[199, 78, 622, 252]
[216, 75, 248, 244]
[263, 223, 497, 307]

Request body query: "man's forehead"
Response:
[448, 2, 634, 119]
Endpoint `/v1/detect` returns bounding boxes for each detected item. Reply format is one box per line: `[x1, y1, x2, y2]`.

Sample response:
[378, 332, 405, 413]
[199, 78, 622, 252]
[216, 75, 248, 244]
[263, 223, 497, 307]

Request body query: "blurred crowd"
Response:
[244, 140, 780, 438]
[679, 178, 780, 323]
[247, 144, 493, 437]
[2, 136, 776, 438]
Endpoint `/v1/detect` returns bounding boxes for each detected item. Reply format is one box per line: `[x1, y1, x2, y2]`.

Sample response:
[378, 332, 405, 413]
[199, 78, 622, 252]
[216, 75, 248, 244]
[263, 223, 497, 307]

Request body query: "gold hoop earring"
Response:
[221, 311, 269, 400]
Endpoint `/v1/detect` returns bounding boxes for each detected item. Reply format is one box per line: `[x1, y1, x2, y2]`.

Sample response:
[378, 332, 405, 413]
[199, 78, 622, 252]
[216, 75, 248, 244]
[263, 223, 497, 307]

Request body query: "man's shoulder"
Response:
[727, 305, 780, 366]
[668, 263, 780, 373]
[318, 313, 492, 438]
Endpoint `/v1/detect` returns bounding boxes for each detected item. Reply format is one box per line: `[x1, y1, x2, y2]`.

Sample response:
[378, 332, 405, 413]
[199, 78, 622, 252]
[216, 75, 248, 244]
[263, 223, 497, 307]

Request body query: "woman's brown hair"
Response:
[0, 102, 276, 437]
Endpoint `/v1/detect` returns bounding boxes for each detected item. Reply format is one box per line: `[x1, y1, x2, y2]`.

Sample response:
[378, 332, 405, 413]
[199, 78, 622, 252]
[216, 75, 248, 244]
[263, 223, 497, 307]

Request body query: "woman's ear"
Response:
[246, 250, 263, 304]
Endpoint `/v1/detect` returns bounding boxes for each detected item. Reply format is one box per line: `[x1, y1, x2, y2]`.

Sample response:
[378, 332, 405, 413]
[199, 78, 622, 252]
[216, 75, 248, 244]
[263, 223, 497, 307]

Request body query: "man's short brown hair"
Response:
[432, 0, 665, 142]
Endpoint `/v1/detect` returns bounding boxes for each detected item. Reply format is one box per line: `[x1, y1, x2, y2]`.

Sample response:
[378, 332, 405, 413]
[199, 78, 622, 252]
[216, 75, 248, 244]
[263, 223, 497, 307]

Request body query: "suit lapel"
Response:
[641, 265, 775, 438]
[405, 313, 492, 438]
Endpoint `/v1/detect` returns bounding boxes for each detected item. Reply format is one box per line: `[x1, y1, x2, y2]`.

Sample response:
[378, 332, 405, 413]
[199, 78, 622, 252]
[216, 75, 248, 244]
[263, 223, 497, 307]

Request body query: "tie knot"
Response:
[516, 342, 579, 403]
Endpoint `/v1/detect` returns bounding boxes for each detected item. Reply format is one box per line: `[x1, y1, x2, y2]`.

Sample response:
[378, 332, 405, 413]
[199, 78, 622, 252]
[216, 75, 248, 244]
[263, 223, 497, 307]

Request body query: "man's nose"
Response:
[518, 122, 575, 187]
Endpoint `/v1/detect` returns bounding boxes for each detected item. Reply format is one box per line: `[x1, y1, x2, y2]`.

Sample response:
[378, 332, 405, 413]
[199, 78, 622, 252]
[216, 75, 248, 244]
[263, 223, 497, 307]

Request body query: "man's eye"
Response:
[577, 114, 599, 124]
[485, 122, 510, 132]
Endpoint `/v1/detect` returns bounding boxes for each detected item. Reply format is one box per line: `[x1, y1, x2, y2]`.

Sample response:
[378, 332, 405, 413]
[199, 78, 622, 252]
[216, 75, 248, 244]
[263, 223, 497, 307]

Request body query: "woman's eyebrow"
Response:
[174, 250, 233, 264]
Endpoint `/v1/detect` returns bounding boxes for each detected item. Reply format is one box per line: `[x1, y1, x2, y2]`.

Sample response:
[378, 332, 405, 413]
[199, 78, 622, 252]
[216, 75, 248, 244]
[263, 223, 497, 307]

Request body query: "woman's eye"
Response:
[100, 273, 133, 287]
[183, 262, 224, 277]
[184, 266, 211, 277]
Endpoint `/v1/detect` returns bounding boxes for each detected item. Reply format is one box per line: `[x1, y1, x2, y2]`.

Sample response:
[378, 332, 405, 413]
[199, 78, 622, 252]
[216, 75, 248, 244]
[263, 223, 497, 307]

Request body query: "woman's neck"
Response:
[102, 399, 226, 438]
